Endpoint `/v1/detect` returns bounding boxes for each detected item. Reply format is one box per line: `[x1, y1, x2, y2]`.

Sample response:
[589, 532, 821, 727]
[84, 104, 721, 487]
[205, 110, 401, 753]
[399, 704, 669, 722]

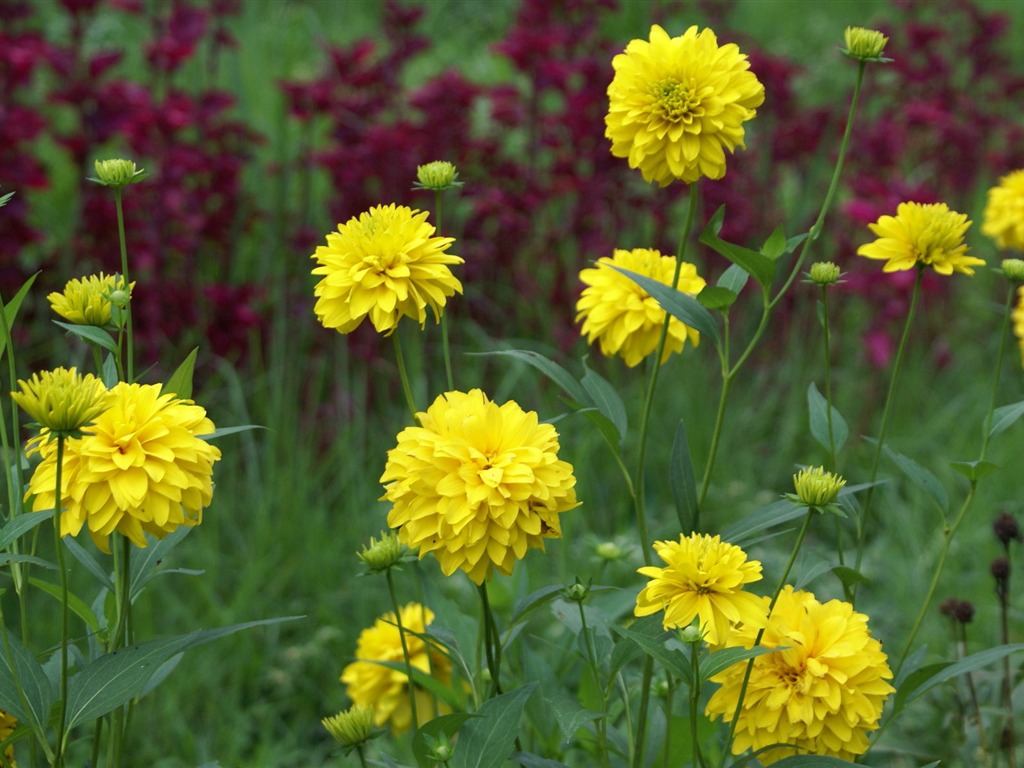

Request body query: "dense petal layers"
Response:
[634, 533, 764, 644]
[857, 201, 984, 276]
[311, 203, 463, 336]
[605, 24, 764, 186]
[27, 382, 221, 552]
[706, 586, 895, 764]
[382, 389, 579, 584]
[982, 169, 1024, 251]
[340, 603, 452, 734]
[47, 273, 132, 326]
[576, 248, 705, 367]
[1014, 286, 1024, 368]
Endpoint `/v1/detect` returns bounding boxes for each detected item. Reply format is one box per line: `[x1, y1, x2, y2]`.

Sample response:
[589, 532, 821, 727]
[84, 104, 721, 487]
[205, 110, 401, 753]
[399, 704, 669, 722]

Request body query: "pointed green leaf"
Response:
[696, 285, 738, 311]
[607, 265, 720, 347]
[0, 631, 54, 734]
[580, 359, 627, 440]
[721, 499, 805, 548]
[831, 566, 870, 591]
[28, 576, 101, 633]
[509, 585, 566, 629]
[200, 424, 265, 441]
[807, 382, 849, 453]
[717, 263, 750, 295]
[580, 409, 624, 451]
[163, 347, 199, 399]
[699, 207, 776, 287]
[611, 623, 692, 685]
[0, 272, 40, 359]
[0, 509, 54, 550]
[700, 645, 776, 681]
[950, 460, 1000, 482]
[414, 713, 480, 768]
[879, 443, 947, 511]
[130, 526, 194, 600]
[474, 350, 589, 406]
[450, 684, 536, 768]
[669, 421, 698, 532]
[893, 643, 1024, 716]
[761, 225, 787, 260]
[53, 321, 119, 354]
[989, 401, 1024, 437]
[63, 535, 115, 592]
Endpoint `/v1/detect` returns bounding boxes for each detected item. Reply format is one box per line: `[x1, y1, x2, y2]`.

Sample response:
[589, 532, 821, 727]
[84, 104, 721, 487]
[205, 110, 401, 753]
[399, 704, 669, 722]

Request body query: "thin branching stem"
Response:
[386, 569, 419, 732]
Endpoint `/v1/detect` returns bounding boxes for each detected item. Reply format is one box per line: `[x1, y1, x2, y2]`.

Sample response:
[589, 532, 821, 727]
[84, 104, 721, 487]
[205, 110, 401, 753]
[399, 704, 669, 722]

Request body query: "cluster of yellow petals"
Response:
[381, 389, 579, 584]
[634, 533, 765, 644]
[576, 248, 705, 368]
[605, 24, 764, 186]
[1014, 286, 1024, 368]
[982, 169, 1024, 252]
[705, 586, 895, 764]
[857, 201, 984, 276]
[0, 708, 15, 767]
[340, 603, 452, 734]
[47, 273, 132, 327]
[27, 382, 221, 553]
[311, 203, 463, 336]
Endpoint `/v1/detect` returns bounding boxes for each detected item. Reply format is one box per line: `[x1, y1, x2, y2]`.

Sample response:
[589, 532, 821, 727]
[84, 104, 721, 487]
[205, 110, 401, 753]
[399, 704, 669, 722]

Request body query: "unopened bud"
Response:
[842, 27, 889, 62]
[415, 161, 460, 191]
[1001, 258, 1024, 282]
[809, 261, 842, 286]
[91, 158, 147, 188]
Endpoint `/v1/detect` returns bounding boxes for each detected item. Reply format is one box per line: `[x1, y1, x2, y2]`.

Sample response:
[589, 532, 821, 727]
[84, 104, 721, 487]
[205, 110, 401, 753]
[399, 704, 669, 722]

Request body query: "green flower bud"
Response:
[792, 466, 846, 509]
[564, 579, 590, 603]
[679, 625, 704, 644]
[415, 161, 460, 191]
[357, 530, 406, 572]
[91, 158, 147, 188]
[1000, 258, 1024, 282]
[322, 705, 376, 748]
[809, 261, 842, 286]
[595, 540, 623, 561]
[842, 27, 890, 62]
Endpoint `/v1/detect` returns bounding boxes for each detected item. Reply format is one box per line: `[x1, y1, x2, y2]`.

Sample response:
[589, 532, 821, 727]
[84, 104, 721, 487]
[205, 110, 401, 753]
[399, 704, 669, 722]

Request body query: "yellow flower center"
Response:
[366, 250, 406, 274]
[653, 78, 704, 124]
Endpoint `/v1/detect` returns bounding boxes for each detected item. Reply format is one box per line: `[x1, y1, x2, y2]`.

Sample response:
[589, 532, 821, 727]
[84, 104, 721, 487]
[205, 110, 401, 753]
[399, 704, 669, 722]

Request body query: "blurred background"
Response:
[3, 0, 1024, 764]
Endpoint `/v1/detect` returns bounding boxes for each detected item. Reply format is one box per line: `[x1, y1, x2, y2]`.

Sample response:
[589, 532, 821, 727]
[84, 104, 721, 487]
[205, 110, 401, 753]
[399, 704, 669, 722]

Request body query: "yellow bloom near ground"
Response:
[605, 24, 764, 186]
[1014, 285, 1024, 367]
[311, 203, 463, 336]
[381, 389, 579, 585]
[0, 708, 16, 767]
[857, 201, 984, 276]
[576, 248, 705, 367]
[634, 533, 765, 644]
[27, 382, 221, 553]
[341, 603, 452, 734]
[705, 586, 894, 764]
[982, 169, 1024, 251]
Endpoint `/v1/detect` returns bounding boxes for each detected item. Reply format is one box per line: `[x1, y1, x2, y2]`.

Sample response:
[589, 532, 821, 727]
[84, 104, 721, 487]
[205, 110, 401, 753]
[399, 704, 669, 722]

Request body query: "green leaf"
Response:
[879, 443, 947, 511]
[806, 383, 849, 453]
[63, 535, 115, 592]
[990, 400, 1024, 437]
[669, 421, 698, 532]
[450, 684, 536, 768]
[65, 616, 302, 727]
[717, 263, 750, 295]
[0, 509, 54, 551]
[0, 553, 54, 569]
[28, 576, 101, 633]
[510, 752, 572, 768]
[547, 695, 603, 741]
[0, 630, 54, 735]
[831, 566, 869, 591]
[580, 359, 627, 440]
[760, 225, 787, 260]
[607, 265, 721, 348]
[163, 347, 199, 399]
[580, 409, 624, 452]
[130, 526, 195, 600]
[700, 645, 776, 681]
[414, 713, 479, 768]
[0, 272, 40, 359]
[699, 207, 776, 287]
[475, 350, 589, 406]
[509, 585, 566, 629]
[950, 460, 1000, 482]
[611, 623, 692, 685]
[721, 499, 806, 548]
[53, 320, 119, 354]
[893, 643, 1024, 717]
[200, 424, 265, 441]
[696, 285, 738, 311]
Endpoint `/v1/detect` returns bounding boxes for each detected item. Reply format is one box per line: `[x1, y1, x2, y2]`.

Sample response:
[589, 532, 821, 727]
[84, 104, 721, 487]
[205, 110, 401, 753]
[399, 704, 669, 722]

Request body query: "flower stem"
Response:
[820, 286, 838, 471]
[53, 436, 69, 768]
[434, 189, 456, 392]
[478, 583, 503, 696]
[853, 268, 924, 600]
[386, 570, 419, 732]
[576, 599, 611, 768]
[689, 648, 702, 768]
[114, 188, 134, 383]
[392, 332, 418, 420]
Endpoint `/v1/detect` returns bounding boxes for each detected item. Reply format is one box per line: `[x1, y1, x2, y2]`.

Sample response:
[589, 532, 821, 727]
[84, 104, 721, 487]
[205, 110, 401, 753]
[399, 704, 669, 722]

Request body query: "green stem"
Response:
[106, 534, 133, 767]
[392, 333, 418, 421]
[434, 189, 456, 392]
[689, 648, 702, 768]
[355, 745, 370, 768]
[53, 436, 68, 768]
[114, 188, 134, 383]
[820, 286, 838, 470]
[853, 269, 924, 598]
[386, 570, 419, 733]
[478, 583, 503, 696]
[576, 599, 610, 768]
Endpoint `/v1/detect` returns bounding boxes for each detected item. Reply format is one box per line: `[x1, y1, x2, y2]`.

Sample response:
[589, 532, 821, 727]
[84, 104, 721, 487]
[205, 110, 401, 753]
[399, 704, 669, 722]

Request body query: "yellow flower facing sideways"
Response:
[857, 201, 984, 276]
[634, 533, 765, 644]
[576, 248, 705, 367]
[341, 603, 452, 734]
[605, 24, 764, 186]
[1014, 286, 1024, 368]
[705, 586, 895, 764]
[27, 382, 222, 553]
[311, 203, 463, 336]
[382, 389, 579, 584]
[47, 273, 133, 327]
[982, 169, 1024, 252]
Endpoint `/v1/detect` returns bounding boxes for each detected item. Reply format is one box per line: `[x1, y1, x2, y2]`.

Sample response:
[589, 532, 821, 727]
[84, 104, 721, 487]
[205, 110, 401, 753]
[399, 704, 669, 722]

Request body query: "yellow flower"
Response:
[382, 389, 579, 585]
[11, 367, 106, 434]
[311, 204, 463, 336]
[982, 169, 1024, 252]
[48, 273, 133, 327]
[705, 586, 895, 764]
[341, 603, 452, 734]
[857, 201, 984, 276]
[634, 533, 766, 645]
[605, 24, 764, 186]
[0, 708, 15, 767]
[576, 248, 705, 368]
[1014, 286, 1024, 368]
[27, 382, 221, 553]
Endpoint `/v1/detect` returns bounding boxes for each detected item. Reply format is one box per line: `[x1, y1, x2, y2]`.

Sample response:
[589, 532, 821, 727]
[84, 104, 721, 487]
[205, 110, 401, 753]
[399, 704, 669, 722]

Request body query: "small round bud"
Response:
[357, 530, 406, 572]
[809, 261, 842, 286]
[415, 161, 460, 191]
[595, 541, 624, 561]
[322, 704, 376, 748]
[994, 511, 1022, 545]
[652, 678, 670, 698]
[842, 27, 890, 62]
[91, 158, 146, 188]
[1001, 259, 1024, 282]
[792, 466, 846, 509]
[679, 625, 704, 644]
[564, 579, 590, 603]
[991, 556, 1011, 581]
[939, 597, 974, 624]
[428, 739, 454, 763]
